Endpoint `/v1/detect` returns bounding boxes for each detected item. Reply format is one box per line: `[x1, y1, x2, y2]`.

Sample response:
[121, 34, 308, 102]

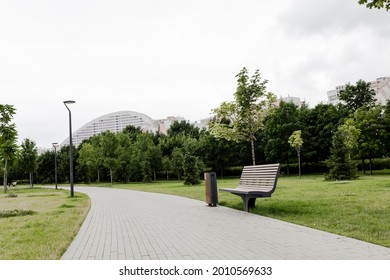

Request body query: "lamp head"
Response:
[63, 100, 76, 105]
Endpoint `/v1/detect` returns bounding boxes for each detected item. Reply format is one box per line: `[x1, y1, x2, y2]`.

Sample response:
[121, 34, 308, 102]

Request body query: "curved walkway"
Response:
[61, 187, 390, 260]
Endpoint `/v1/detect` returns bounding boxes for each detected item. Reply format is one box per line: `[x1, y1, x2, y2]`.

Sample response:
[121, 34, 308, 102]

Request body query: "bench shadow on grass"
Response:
[219, 200, 313, 216]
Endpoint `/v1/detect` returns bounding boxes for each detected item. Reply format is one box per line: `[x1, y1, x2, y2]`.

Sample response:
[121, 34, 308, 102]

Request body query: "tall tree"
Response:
[352, 106, 386, 174]
[0, 104, 18, 193]
[263, 101, 299, 173]
[171, 147, 184, 181]
[358, 0, 390, 10]
[182, 137, 204, 185]
[35, 150, 55, 184]
[288, 130, 303, 178]
[99, 131, 120, 185]
[19, 138, 38, 188]
[338, 79, 376, 112]
[299, 103, 349, 163]
[326, 120, 360, 180]
[210, 67, 276, 165]
[77, 142, 96, 183]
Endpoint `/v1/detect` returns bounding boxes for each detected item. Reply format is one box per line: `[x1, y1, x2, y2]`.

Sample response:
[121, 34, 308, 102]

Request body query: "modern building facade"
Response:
[60, 111, 184, 147]
[327, 76, 390, 106]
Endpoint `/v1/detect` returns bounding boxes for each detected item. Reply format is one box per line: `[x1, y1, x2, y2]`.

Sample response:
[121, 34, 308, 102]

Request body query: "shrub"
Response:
[0, 209, 35, 218]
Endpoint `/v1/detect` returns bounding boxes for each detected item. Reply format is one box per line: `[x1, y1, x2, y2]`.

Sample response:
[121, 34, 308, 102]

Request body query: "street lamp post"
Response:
[63, 100, 75, 197]
[52, 142, 58, 190]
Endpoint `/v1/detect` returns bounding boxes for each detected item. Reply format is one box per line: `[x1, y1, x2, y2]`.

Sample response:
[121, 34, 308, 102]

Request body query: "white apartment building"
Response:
[327, 77, 390, 105]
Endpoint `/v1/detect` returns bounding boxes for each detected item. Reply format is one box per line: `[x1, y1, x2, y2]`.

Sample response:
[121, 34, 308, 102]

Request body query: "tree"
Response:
[358, 0, 390, 10]
[167, 120, 200, 139]
[210, 67, 276, 165]
[383, 100, 390, 156]
[263, 101, 300, 174]
[133, 133, 161, 183]
[162, 156, 171, 180]
[288, 130, 303, 178]
[100, 131, 120, 185]
[77, 142, 96, 183]
[326, 120, 360, 180]
[0, 104, 18, 193]
[339, 79, 376, 112]
[198, 130, 240, 177]
[35, 150, 55, 184]
[19, 138, 38, 188]
[182, 137, 204, 185]
[299, 103, 349, 163]
[171, 147, 184, 181]
[352, 106, 386, 174]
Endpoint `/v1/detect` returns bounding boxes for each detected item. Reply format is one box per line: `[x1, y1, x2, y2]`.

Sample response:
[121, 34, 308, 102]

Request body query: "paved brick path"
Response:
[61, 187, 390, 260]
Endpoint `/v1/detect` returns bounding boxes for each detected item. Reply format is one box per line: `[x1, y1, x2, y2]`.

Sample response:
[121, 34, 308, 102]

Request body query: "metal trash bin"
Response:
[204, 172, 218, 207]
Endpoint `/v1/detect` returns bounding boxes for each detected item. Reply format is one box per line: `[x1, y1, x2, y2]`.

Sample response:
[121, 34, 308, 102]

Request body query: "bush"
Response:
[0, 209, 35, 218]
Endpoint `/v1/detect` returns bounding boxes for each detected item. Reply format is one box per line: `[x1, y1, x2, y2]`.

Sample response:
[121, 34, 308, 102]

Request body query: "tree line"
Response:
[2, 72, 390, 189]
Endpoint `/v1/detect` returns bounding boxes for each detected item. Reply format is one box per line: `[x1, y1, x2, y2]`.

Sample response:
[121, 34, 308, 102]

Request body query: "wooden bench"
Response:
[220, 163, 281, 212]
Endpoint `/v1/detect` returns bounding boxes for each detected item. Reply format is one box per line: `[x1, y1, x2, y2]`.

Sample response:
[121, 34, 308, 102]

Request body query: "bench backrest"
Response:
[238, 163, 281, 194]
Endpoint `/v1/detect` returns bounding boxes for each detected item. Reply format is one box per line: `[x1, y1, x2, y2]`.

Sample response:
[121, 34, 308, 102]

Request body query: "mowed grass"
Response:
[98, 173, 390, 248]
[0, 187, 90, 259]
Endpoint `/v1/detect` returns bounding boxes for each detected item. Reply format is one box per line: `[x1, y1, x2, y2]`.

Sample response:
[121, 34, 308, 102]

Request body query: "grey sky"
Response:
[1, 0, 389, 148]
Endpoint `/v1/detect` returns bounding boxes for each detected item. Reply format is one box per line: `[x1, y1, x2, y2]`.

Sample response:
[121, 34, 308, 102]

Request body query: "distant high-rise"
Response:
[327, 77, 390, 105]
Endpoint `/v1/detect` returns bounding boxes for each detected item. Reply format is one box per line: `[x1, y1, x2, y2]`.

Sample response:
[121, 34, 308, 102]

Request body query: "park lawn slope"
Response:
[0, 187, 90, 259]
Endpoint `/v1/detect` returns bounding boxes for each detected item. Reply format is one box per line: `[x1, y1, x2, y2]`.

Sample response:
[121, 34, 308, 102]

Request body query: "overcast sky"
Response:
[1, 0, 389, 149]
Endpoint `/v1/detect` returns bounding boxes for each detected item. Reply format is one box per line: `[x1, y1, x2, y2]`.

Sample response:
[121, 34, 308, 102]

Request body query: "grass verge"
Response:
[0, 187, 90, 260]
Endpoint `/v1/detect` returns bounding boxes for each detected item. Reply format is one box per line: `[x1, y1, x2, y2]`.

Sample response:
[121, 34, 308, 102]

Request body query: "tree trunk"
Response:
[361, 158, 365, 174]
[3, 158, 8, 193]
[369, 158, 373, 175]
[250, 138, 256, 165]
[110, 168, 113, 185]
[29, 171, 33, 188]
[298, 150, 301, 178]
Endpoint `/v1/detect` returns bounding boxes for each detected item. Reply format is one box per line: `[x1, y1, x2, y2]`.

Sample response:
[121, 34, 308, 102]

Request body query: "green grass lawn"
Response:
[0, 187, 90, 259]
[95, 173, 390, 248]
[1, 173, 389, 259]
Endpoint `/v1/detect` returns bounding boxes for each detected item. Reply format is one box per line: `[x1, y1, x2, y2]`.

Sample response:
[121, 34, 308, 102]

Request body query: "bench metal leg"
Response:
[241, 196, 257, 212]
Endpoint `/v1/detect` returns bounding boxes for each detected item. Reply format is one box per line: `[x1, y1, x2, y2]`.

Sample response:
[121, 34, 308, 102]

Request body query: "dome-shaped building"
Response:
[61, 111, 158, 147]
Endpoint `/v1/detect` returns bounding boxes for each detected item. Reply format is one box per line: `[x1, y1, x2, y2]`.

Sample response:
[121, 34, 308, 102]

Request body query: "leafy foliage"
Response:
[358, 0, 390, 10]
[326, 121, 360, 180]
[339, 79, 376, 112]
[210, 67, 276, 165]
[351, 106, 387, 174]
[263, 101, 300, 172]
[0, 104, 18, 193]
[19, 138, 38, 188]
[289, 130, 303, 177]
